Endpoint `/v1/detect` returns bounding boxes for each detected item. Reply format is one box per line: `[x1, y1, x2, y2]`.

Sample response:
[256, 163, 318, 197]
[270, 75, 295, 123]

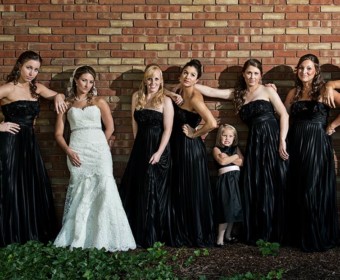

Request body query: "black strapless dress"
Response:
[168, 104, 215, 247]
[287, 100, 339, 252]
[0, 100, 56, 247]
[239, 100, 288, 244]
[119, 109, 171, 248]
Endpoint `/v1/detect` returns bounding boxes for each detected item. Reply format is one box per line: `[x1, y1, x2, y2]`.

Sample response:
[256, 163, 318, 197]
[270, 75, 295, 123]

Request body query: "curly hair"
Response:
[6, 50, 42, 98]
[135, 64, 164, 110]
[292, 53, 324, 102]
[234, 59, 263, 113]
[66, 65, 97, 105]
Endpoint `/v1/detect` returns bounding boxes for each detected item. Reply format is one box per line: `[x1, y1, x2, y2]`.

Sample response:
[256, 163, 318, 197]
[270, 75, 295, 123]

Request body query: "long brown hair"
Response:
[7, 50, 42, 98]
[292, 53, 324, 102]
[234, 59, 263, 113]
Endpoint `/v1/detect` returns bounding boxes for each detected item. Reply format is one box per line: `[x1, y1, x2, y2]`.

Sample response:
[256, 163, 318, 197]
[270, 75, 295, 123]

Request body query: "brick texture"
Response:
[1, 2, 340, 226]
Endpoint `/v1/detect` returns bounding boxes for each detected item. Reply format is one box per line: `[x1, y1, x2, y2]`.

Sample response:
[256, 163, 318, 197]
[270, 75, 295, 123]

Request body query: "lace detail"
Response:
[54, 105, 136, 252]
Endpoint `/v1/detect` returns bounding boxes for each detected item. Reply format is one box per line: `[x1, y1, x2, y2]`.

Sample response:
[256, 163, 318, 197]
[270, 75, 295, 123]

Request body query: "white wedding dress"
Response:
[54, 106, 136, 252]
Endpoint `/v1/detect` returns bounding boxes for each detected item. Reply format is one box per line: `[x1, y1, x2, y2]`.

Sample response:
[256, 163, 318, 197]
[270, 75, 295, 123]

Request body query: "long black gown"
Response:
[0, 100, 56, 247]
[213, 146, 243, 224]
[119, 109, 171, 248]
[168, 104, 215, 247]
[287, 100, 339, 252]
[239, 100, 288, 245]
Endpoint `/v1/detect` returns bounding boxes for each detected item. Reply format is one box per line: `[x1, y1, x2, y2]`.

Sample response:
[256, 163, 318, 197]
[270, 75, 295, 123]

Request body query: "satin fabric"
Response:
[239, 100, 288, 245]
[120, 109, 171, 248]
[213, 146, 243, 224]
[0, 100, 56, 247]
[287, 101, 339, 252]
[168, 104, 215, 247]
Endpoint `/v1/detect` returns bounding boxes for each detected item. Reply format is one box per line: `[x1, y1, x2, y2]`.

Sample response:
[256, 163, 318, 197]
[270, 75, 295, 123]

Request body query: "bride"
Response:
[53, 65, 136, 252]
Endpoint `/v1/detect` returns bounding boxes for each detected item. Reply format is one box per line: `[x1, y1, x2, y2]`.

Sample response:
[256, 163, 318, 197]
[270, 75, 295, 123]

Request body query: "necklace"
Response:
[74, 95, 88, 102]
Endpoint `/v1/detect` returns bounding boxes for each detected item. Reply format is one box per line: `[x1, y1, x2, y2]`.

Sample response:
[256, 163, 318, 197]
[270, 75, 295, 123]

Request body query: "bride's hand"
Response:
[67, 148, 81, 167]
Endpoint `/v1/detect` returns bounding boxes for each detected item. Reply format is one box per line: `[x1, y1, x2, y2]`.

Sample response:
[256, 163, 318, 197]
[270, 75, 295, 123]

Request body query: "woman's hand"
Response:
[321, 85, 336, 108]
[66, 148, 81, 167]
[0, 121, 20, 134]
[326, 124, 336, 135]
[149, 151, 161, 165]
[279, 140, 289, 161]
[54, 93, 68, 114]
[182, 124, 196, 138]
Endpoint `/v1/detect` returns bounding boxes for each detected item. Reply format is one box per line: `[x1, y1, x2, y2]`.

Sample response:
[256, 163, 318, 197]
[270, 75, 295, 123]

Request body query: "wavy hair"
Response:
[6, 50, 42, 98]
[135, 64, 164, 110]
[234, 58, 263, 113]
[292, 53, 324, 102]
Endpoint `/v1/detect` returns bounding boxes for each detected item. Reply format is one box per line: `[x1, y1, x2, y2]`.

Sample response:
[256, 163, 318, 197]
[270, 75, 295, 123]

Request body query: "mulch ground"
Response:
[164, 243, 340, 279]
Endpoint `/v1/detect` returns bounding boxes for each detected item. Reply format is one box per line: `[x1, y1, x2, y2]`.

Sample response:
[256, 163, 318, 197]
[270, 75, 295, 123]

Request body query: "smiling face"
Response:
[145, 68, 162, 94]
[18, 60, 41, 83]
[179, 66, 199, 87]
[297, 59, 317, 84]
[75, 73, 95, 95]
[220, 128, 235, 147]
[242, 65, 262, 88]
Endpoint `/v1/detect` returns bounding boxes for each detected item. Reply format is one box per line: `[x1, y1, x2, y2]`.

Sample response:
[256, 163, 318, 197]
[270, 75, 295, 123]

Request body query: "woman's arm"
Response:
[182, 91, 218, 138]
[212, 147, 239, 165]
[131, 92, 138, 139]
[149, 96, 174, 165]
[195, 84, 234, 100]
[322, 80, 340, 108]
[96, 97, 114, 141]
[36, 83, 67, 114]
[55, 111, 81, 167]
[268, 87, 289, 160]
[326, 113, 340, 135]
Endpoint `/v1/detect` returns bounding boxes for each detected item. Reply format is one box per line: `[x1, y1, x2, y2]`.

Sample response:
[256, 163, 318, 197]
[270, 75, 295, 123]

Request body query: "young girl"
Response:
[213, 124, 244, 247]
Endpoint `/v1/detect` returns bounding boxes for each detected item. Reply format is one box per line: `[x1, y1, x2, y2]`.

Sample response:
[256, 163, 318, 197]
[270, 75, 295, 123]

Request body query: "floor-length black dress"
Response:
[287, 100, 339, 252]
[239, 100, 288, 244]
[120, 109, 171, 248]
[213, 146, 243, 224]
[0, 100, 56, 247]
[168, 104, 215, 247]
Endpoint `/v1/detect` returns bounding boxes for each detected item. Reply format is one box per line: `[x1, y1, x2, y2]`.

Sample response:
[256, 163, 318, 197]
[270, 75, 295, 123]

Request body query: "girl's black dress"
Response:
[287, 100, 339, 252]
[0, 100, 56, 247]
[213, 146, 243, 224]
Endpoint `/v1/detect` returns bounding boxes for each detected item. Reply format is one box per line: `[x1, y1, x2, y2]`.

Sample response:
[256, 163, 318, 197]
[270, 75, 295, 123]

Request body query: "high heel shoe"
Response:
[224, 237, 238, 244]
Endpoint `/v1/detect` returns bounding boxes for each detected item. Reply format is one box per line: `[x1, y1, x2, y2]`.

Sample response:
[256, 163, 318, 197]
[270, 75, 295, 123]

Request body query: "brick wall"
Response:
[1, 1, 340, 226]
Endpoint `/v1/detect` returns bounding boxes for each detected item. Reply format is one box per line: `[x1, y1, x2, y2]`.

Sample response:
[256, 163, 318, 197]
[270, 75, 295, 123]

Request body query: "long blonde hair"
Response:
[135, 64, 164, 110]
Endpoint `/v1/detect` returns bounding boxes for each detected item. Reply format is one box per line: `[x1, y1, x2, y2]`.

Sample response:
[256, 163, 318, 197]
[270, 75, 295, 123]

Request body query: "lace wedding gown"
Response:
[54, 106, 136, 252]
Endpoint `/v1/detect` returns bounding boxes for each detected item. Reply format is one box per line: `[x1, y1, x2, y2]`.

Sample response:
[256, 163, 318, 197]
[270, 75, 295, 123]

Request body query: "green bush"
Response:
[255, 239, 280, 257]
[0, 241, 176, 280]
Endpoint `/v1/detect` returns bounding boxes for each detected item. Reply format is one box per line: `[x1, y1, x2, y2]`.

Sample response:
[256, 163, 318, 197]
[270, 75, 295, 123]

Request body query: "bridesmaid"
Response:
[192, 59, 289, 245]
[119, 64, 174, 248]
[166, 59, 217, 247]
[284, 54, 339, 252]
[0, 50, 66, 247]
